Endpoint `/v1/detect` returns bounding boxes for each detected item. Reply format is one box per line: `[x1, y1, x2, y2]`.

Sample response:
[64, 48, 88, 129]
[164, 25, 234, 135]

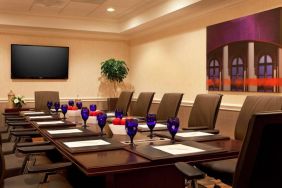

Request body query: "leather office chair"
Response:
[197, 95, 282, 185]
[156, 93, 184, 122]
[131, 92, 155, 118]
[183, 94, 223, 134]
[0, 142, 73, 188]
[34, 91, 59, 111]
[175, 111, 282, 188]
[115, 91, 134, 116]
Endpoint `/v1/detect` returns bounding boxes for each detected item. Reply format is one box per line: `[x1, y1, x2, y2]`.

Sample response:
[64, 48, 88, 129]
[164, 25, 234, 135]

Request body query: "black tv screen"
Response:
[11, 44, 69, 79]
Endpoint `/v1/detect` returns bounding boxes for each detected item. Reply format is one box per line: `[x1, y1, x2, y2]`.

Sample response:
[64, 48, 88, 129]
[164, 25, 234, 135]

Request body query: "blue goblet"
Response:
[90, 104, 97, 112]
[68, 100, 74, 107]
[47, 101, 53, 113]
[115, 109, 123, 119]
[76, 101, 82, 109]
[54, 102, 60, 114]
[125, 119, 138, 145]
[167, 117, 180, 144]
[97, 113, 107, 136]
[81, 107, 89, 129]
[146, 114, 156, 139]
[61, 104, 68, 119]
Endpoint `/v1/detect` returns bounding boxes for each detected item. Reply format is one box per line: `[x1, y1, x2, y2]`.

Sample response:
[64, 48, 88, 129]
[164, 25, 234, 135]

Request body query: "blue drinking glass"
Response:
[167, 117, 180, 144]
[76, 101, 83, 109]
[54, 102, 60, 113]
[47, 101, 53, 113]
[68, 100, 74, 107]
[81, 107, 89, 129]
[61, 104, 68, 119]
[146, 114, 156, 139]
[90, 104, 97, 112]
[97, 113, 107, 136]
[125, 119, 138, 145]
[115, 109, 123, 119]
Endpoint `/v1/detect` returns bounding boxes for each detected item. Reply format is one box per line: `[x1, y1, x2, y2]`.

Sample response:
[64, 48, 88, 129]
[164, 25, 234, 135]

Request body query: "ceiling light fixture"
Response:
[107, 7, 115, 12]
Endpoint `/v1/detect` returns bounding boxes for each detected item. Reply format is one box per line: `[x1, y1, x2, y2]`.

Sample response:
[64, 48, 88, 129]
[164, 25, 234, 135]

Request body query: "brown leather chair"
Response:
[183, 94, 223, 134]
[175, 111, 282, 188]
[0, 145, 72, 188]
[131, 92, 155, 118]
[115, 91, 134, 116]
[156, 93, 184, 122]
[34, 91, 59, 111]
[197, 95, 282, 185]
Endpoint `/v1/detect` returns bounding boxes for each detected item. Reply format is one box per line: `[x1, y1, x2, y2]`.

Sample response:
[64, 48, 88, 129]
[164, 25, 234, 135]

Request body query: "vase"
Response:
[14, 103, 22, 109]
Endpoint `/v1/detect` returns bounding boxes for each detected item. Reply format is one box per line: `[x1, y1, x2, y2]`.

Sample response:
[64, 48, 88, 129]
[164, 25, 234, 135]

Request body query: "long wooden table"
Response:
[21, 112, 241, 188]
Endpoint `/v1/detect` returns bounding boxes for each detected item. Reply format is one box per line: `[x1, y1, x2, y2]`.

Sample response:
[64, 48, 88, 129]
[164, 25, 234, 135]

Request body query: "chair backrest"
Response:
[188, 94, 223, 129]
[34, 91, 60, 111]
[156, 93, 183, 121]
[115, 91, 134, 115]
[131, 92, 155, 117]
[234, 95, 282, 140]
[233, 111, 282, 188]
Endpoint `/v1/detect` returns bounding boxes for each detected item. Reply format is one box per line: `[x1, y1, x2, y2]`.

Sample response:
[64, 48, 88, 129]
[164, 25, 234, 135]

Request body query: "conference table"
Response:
[17, 111, 241, 188]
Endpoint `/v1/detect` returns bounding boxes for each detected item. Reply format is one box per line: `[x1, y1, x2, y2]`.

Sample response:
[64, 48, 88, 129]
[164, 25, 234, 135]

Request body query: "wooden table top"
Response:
[22, 112, 242, 177]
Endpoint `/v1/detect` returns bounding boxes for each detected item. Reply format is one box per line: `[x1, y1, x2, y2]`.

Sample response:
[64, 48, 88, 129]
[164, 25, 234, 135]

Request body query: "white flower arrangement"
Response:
[12, 95, 25, 108]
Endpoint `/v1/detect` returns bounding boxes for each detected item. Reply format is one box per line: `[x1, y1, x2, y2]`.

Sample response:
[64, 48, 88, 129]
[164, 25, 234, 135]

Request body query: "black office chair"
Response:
[197, 95, 282, 185]
[183, 94, 223, 134]
[175, 111, 282, 188]
[156, 93, 184, 122]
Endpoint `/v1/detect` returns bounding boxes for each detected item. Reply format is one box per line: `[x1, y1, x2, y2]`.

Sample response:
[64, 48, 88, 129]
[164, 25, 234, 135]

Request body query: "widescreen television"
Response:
[11, 44, 69, 79]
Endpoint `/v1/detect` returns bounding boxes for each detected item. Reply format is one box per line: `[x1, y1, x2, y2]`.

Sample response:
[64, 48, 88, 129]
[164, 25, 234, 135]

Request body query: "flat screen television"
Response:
[11, 44, 69, 79]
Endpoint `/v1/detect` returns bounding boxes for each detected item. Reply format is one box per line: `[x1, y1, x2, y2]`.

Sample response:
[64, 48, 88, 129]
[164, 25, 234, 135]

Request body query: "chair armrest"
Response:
[17, 145, 56, 154]
[6, 117, 26, 121]
[175, 162, 205, 181]
[27, 162, 72, 173]
[16, 141, 50, 147]
[182, 127, 220, 134]
[10, 128, 37, 132]
[11, 131, 40, 137]
[182, 126, 209, 130]
[7, 122, 31, 127]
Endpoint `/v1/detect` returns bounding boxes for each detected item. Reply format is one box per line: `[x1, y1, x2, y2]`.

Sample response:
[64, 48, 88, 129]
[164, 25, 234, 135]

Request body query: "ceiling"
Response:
[0, 0, 278, 38]
[0, 0, 164, 21]
[0, 0, 204, 34]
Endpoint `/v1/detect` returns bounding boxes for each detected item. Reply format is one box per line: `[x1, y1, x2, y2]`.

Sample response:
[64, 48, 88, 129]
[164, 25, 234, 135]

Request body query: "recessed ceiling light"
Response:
[107, 7, 115, 12]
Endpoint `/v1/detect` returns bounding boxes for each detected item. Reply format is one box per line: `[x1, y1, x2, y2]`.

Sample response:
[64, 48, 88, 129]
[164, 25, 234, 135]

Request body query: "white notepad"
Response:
[29, 115, 53, 119]
[47, 129, 82, 134]
[64, 139, 110, 148]
[152, 144, 204, 155]
[37, 121, 64, 125]
[106, 112, 115, 117]
[138, 123, 167, 129]
[23, 111, 45, 115]
[176, 132, 213, 138]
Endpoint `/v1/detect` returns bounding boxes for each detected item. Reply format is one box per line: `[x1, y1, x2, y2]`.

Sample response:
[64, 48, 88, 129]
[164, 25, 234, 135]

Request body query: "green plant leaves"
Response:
[101, 58, 129, 82]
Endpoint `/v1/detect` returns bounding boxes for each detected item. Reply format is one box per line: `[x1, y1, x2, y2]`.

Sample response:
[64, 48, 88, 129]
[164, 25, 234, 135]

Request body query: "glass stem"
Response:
[150, 130, 153, 139]
[130, 136, 134, 145]
[100, 128, 103, 136]
[83, 120, 87, 129]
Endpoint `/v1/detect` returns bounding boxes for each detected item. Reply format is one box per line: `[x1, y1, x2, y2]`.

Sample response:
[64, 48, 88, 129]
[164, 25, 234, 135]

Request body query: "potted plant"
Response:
[100, 58, 129, 110]
[12, 95, 25, 108]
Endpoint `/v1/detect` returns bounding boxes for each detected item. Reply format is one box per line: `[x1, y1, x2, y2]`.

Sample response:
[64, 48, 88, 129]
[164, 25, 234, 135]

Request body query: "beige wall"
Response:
[0, 33, 129, 101]
[129, 1, 282, 107]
